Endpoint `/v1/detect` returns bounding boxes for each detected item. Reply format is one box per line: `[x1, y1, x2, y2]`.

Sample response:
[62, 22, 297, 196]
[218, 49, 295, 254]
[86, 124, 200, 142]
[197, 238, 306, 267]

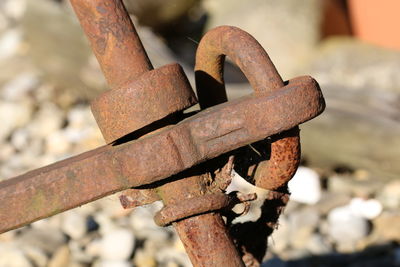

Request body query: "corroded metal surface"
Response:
[154, 193, 231, 226]
[71, 0, 197, 144]
[70, 0, 153, 88]
[0, 3, 326, 266]
[195, 26, 301, 190]
[91, 63, 197, 143]
[0, 76, 324, 234]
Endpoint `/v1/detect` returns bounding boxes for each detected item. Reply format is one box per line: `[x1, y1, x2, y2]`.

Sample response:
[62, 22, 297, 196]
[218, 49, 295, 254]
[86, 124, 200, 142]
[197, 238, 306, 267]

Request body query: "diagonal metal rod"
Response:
[0, 77, 324, 233]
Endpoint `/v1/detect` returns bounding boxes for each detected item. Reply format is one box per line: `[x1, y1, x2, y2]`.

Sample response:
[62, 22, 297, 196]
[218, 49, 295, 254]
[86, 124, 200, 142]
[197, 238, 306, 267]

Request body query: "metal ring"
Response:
[194, 26, 300, 190]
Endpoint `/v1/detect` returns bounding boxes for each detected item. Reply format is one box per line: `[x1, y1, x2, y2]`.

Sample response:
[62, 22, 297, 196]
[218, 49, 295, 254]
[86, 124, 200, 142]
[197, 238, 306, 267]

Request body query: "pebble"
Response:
[45, 130, 71, 157]
[327, 205, 370, 246]
[0, 29, 22, 60]
[0, 244, 32, 267]
[305, 234, 332, 255]
[156, 247, 192, 267]
[288, 167, 321, 204]
[372, 213, 400, 242]
[48, 245, 70, 267]
[0, 101, 32, 141]
[378, 180, 400, 209]
[133, 249, 157, 267]
[10, 128, 30, 151]
[27, 103, 64, 139]
[21, 246, 48, 267]
[61, 210, 87, 240]
[17, 227, 67, 255]
[269, 216, 290, 253]
[100, 228, 135, 261]
[3, 0, 26, 20]
[1, 72, 38, 101]
[349, 197, 382, 219]
[288, 208, 320, 249]
[97, 261, 132, 267]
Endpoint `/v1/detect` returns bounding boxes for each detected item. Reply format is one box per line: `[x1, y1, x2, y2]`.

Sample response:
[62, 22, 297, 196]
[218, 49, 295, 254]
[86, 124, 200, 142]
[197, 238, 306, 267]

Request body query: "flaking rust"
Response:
[0, 0, 325, 266]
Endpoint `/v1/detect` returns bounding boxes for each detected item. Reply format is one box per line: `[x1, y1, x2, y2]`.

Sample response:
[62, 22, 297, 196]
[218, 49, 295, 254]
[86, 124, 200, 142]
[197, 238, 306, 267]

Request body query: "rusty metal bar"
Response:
[0, 76, 324, 233]
[70, 0, 153, 88]
[71, 1, 244, 265]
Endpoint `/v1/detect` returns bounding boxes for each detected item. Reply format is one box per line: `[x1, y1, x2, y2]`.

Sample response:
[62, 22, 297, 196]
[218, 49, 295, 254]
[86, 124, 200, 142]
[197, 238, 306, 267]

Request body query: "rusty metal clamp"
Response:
[0, 1, 325, 266]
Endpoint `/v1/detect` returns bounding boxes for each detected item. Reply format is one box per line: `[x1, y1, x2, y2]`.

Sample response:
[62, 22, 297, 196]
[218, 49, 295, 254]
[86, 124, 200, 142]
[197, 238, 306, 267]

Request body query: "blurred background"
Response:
[0, 0, 399, 266]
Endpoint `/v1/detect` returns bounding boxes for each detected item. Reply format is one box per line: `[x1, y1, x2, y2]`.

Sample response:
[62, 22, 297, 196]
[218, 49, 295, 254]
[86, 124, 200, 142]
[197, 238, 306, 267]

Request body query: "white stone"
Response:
[27, 103, 64, 139]
[378, 180, 400, 209]
[85, 239, 101, 258]
[349, 197, 382, 219]
[288, 167, 321, 204]
[0, 101, 32, 141]
[269, 216, 290, 253]
[21, 246, 48, 267]
[45, 130, 70, 157]
[0, 244, 32, 267]
[305, 234, 332, 255]
[327, 205, 369, 245]
[1, 72, 38, 101]
[11, 128, 30, 151]
[0, 29, 22, 60]
[3, 0, 27, 20]
[96, 260, 132, 267]
[100, 228, 135, 261]
[61, 210, 87, 240]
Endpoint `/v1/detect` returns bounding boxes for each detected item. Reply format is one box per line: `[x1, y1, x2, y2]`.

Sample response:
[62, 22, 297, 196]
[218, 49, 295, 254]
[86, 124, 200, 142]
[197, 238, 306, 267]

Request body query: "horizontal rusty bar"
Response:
[0, 76, 324, 233]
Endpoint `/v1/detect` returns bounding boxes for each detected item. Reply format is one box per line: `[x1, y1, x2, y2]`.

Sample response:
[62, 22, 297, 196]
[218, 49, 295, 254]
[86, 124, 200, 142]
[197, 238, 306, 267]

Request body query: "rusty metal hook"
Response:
[195, 26, 300, 190]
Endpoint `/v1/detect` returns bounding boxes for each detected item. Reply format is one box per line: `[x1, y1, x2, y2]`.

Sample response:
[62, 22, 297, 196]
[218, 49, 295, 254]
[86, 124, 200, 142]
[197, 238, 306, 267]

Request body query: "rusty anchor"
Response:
[0, 0, 325, 266]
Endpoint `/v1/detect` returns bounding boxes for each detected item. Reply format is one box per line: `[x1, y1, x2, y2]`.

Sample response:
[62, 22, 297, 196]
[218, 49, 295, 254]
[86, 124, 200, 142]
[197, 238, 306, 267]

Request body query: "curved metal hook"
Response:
[194, 25, 300, 190]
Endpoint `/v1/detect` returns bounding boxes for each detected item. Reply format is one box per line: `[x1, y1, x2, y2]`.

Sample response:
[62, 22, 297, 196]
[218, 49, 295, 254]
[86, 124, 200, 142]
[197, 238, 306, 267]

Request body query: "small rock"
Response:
[17, 227, 67, 254]
[327, 205, 370, 246]
[27, 103, 64, 139]
[45, 130, 71, 157]
[10, 128, 30, 151]
[100, 228, 135, 261]
[96, 260, 132, 267]
[288, 208, 320, 249]
[133, 249, 157, 267]
[156, 247, 192, 267]
[349, 198, 382, 219]
[3, 0, 27, 20]
[288, 167, 321, 204]
[305, 234, 332, 255]
[69, 239, 93, 263]
[48, 245, 70, 267]
[328, 175, 382, 198]
[0, 101, 33, 142]
[377, 180, 400, 210]
[129, 204, 168, 240]
[314, 192, 351, 214]
[85, 238, 101, 258]
[269, 216, 290, 253]
[1, 72, 38, 101]
[21, 246, 48, 267]
[61, 210, 87, 240]
[372, 212, 400, 242]
[0, 244, 32, 267]
[0, 29, 22, 60]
